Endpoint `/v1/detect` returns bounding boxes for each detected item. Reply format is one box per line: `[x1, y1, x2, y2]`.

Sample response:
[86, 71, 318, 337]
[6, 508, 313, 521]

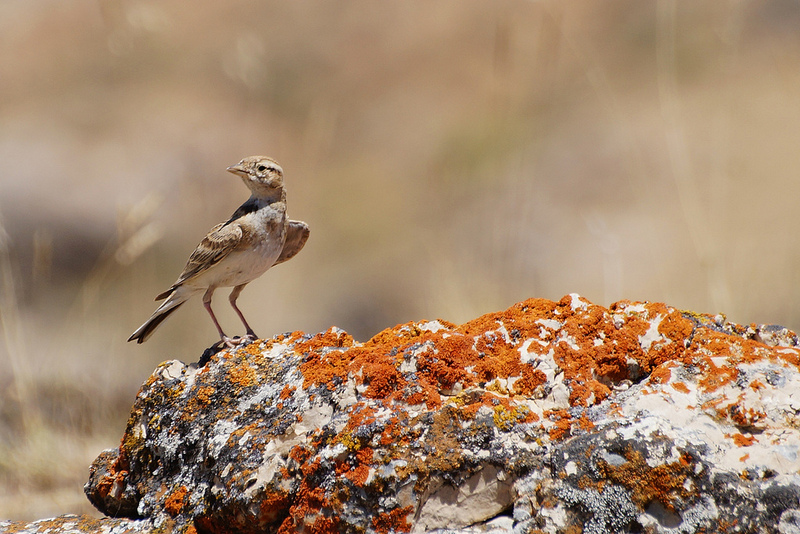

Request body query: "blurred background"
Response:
[2, 0, 800, 520]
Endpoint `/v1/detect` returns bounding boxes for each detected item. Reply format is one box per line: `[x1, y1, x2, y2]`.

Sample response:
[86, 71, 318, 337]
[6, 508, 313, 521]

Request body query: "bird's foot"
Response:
[198, 334, 259, 366]
[244, 331, 258, 342]
[222, 334, 258, 348]
[222, 336, 241, 348]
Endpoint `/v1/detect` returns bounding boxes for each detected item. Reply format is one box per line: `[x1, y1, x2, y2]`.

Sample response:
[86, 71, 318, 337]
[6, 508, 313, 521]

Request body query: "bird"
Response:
[128, 156, 309, 347]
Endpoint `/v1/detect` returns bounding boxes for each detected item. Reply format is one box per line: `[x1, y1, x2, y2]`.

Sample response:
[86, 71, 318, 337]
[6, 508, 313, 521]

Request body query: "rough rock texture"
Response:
[8, 295, 800, 533]
[0, 516, 142, 534]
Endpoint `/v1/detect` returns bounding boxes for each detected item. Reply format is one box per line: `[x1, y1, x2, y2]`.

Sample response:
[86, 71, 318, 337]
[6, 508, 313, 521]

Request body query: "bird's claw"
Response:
[222, 334, 258, 348]
[221, 336, 240, 348]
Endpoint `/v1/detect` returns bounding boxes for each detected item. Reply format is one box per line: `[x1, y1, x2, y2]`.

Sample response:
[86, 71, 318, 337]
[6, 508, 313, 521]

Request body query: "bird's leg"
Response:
[229, 284, 258, 341]
[203, 287, 237, 348]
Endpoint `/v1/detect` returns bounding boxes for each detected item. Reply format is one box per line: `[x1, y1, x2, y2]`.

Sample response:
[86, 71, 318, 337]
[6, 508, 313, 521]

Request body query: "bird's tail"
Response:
[127, 288, 194, 343]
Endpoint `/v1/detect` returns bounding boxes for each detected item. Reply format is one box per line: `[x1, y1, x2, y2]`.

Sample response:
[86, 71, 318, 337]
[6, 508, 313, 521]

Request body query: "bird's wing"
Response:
[155, 222, 243, 300]
[275, 220, 310, 265]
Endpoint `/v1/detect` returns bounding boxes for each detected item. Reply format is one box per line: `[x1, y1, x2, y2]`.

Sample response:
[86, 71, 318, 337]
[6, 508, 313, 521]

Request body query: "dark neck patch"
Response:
[224, 198, 260, 225]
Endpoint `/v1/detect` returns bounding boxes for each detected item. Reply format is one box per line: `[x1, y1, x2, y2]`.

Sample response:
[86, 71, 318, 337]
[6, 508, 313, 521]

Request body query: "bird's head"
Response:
[227, 156, 284, 194]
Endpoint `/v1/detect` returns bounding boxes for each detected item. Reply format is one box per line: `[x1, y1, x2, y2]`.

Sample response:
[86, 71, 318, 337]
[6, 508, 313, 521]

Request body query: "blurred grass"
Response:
[3, 0, 800, 521]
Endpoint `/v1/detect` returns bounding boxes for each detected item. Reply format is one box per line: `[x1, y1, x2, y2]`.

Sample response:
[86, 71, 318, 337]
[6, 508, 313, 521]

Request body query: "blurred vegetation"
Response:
[3, 0, 800, 520]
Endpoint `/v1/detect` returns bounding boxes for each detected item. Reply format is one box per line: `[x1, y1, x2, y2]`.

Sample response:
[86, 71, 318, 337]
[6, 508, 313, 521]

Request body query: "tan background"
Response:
[2, 0, 800, 520]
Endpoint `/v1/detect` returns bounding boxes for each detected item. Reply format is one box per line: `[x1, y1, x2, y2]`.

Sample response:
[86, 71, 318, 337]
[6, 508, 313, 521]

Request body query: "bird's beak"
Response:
[227, 164, 246, 175]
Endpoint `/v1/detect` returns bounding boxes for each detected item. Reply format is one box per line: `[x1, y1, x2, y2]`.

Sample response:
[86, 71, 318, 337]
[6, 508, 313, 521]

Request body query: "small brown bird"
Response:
[128, 156, 309, 347]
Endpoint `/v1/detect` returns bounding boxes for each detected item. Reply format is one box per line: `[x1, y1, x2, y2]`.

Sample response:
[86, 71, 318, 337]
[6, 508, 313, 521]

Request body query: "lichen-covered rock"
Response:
[63, 295, 800, 532]
[0, 515, 146, 533]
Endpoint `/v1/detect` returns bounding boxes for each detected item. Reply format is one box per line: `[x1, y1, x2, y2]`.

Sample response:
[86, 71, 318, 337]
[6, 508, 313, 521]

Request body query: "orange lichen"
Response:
[513, 365, 547, 396]
[457, 398, 484, 421]
[577, 413, 595, 431]
[690, 331, 738, 362]
[258, 489, 291, 522]
[416, 334, 478, 390]
[299, 480, 329, 511]
[642, 342, 688, 374]
[404, 381, 442, 409]
[164, 486, 189, 517]
[275, 460, 342, 534]
[280, 385, 297, 400]
[610, 302, 696, 373]
[272, 330, 306, 345]
[578, 474, 603, 491]
[299, 347, 351, 389]
[547, 302, 635, 403]
[294, 296, 720, 419]
[472, 332, 523, 381]
[343, 403, 378, 432]
[227, 363, 257, 388]
[595, 348, 633, 383]
[186, 386, 216, 412]
[238, 341, 266, 357]
[301, 305, 566, 407]
[369, 321, 456, 346]
[288, 444, 314, 465]
[723, 405, 766, 430]
[566, 375, 611, 407]
[371, 506, 413, 534]
[309, 515, 340, 534]
[731, 433, 755, 447]
[339, 447, 373, 486]
[598, 447, 696, 512]
[649, 365, 673, 384]
[296, 327, 355, 354]
[548, 420, 571, 441]
[546, 409, 573, 441]
[657, 309, 695, 343]
[94, 453, 130, 501]
[778, 348, 800, 368]
[379, 413, 412, 447]
[671, 382, 690, 394]
[696, 356, 738, 393]
[457, 298, 560, 340]
[359, 359, 408, 400]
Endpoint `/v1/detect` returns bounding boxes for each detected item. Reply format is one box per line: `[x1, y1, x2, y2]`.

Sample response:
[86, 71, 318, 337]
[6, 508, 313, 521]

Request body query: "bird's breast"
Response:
[240, 206, 287, 261]
[206, 205, 287, 288]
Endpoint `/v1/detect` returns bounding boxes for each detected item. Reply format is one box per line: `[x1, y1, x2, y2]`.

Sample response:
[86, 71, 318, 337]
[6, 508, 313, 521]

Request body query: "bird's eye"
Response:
[257, 165, 267, 172]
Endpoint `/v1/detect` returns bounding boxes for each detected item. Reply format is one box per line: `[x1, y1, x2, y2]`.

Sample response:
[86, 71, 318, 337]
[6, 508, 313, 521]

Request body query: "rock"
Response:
[8, 294, 800, 533]
[0, 515, 146, 533]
